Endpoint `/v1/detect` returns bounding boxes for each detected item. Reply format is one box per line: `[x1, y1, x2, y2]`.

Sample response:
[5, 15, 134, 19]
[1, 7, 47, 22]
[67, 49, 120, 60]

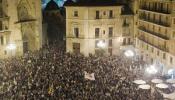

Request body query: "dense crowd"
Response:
[0, 41, 164, 99]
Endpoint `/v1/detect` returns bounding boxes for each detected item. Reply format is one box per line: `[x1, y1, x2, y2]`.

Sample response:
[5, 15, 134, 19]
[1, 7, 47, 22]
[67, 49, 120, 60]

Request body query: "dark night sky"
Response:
[42, 0, 73, 8]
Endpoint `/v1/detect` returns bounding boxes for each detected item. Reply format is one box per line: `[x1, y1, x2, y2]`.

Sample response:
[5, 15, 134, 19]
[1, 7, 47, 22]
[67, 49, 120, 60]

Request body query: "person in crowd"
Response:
[0, 41, 164, 100]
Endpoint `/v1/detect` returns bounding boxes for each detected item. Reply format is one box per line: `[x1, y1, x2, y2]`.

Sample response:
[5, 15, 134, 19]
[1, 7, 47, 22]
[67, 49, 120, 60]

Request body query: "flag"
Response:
[48, 84, 54, 96]
[84, 71, 95, 81]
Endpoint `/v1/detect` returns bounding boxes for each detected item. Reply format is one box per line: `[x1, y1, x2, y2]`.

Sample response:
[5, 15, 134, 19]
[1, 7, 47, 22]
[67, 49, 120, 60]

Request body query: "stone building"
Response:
[65, 0, 134, 56]
[43, 0, 65, 42]
[135, 0, 175, 73]
[0, 0, 43, 58]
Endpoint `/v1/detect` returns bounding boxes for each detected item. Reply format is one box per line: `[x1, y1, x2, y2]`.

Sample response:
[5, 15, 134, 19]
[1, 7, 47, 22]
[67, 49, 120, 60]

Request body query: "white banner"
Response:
[84, 71, 95, 81]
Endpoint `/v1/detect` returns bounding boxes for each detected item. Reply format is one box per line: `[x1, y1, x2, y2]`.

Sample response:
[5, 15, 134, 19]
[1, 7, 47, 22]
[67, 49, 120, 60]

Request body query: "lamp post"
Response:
[6, 43, 16, 57]
[146, 65, 158, 75]
[124, 50, 135, 58]
[97, 40, 106, 48]
[97, 40, 106, 56]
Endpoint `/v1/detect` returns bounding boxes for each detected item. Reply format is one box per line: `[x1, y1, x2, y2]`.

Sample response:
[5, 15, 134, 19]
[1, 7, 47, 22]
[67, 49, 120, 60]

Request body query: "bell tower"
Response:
[16, 0, 42, 53]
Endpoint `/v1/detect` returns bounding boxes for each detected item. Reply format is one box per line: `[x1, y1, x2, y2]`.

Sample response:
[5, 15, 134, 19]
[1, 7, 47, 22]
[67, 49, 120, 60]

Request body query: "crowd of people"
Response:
[0, 41, 165, 99]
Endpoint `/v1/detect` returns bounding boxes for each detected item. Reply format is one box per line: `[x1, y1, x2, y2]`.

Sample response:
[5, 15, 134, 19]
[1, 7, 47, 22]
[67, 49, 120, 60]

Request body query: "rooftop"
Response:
[64, 0, 124, 7]
[45, 0, 59, 11]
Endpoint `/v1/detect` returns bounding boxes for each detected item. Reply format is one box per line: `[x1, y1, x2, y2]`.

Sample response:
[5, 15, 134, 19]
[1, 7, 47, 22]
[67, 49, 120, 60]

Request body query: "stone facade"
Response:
[135, 0, 175, 73]
[65, 5, 134, 56]
[0, 0, 42, 59]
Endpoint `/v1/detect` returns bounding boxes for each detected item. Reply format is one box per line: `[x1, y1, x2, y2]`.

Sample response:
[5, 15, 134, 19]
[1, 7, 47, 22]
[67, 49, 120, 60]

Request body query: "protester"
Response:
[0, 41, 164, 99]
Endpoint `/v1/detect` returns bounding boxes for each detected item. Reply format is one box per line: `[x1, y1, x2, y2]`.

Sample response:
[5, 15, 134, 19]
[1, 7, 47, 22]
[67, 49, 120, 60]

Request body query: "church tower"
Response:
[0, 0, 42, 58]
[16, 0, 43, 53]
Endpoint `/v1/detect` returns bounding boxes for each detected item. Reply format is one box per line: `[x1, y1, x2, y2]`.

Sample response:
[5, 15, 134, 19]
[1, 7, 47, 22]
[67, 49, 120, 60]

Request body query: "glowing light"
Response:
[124, 50, 134, 57]
[42, 0, 67, 9]
[6, 43, 16, 50]
[168, 69, 174, 75]
[146, 65, 158, 74]
[97, 40, 106, 48]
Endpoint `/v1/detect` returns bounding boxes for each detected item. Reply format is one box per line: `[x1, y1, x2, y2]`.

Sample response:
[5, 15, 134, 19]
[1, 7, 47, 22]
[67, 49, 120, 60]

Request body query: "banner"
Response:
[84, 71, 95, 81]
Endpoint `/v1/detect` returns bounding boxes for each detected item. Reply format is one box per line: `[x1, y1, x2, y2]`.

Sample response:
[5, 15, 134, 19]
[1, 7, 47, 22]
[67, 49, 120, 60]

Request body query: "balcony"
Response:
[0, 30, 11, 36]
[140, 6, 171, 14]
[123, 23, 129, 27]
[15, 19, 36, 24]
[137, 37, 169, 52]
[138, 26, 169, 40]
[122, 33, 131, 37]
[139, 16, 170, 27]
[0, 16, 9, 20]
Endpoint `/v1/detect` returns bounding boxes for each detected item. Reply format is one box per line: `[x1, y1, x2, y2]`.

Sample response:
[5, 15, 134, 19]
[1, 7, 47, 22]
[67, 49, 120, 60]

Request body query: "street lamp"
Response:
[146, 65, 158, 75]
[124, 50, 134, 57]
[96, 40, 106, 56]
[168, 69, 175, 79]
[97, 40, 106, 48]
[6, 43, 16, 57]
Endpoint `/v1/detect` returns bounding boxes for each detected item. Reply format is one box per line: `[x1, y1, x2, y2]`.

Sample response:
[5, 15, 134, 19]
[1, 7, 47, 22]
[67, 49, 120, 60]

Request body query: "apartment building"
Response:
[65, 1, 134, 56]
[136, 0, 175, 73]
